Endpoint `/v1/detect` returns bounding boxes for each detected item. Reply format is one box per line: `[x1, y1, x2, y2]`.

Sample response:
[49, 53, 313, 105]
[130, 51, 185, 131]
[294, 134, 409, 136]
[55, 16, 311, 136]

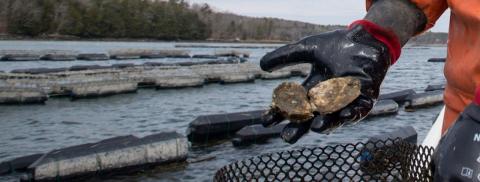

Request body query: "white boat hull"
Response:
[421, 106, 445, 148]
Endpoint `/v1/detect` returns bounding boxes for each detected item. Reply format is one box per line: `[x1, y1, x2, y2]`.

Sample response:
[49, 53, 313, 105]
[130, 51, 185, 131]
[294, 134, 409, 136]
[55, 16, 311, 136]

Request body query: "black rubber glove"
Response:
[261, 21, 400, 144]
[432, 103, 480, 181]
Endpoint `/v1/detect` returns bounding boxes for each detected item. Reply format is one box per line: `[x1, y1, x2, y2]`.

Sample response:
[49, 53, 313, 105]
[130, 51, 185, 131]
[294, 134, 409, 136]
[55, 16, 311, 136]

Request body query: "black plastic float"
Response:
[231, 99, 401, 146]
[69, 65, 104, 71]
[0, 88, 48, 105]
[112, 63, 135, 69]
[427, 58, 446, 63]
[378, 89, 416, 104]
[405, 90, 444, 109]
[76, 53, 110, 61]
[186, 110, 265, 142]
[367, 99, 399, 118]
[143, 62, 165, 66]
[69, 81, 138, 99]
[13, 132, 188, 182]
[367, 126, 418, 144]
[232, 124, 287, 146]
[192, 55, 218, 59]
[110, 54, 141, 60]
[219, 74, 256, 84]
[40, 54, 77, 61]
[10, 68, 68, 74]
[0, 153, 43, 175]
[425, 84, 445, 92]
[2, 54, 40, 61]
[140, 54, 166, 59]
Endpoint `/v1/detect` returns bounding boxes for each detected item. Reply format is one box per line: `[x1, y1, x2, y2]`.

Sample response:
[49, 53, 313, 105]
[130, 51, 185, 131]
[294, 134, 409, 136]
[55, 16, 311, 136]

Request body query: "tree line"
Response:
[1, 0, 343, 41]
[3, 0, 209, 40]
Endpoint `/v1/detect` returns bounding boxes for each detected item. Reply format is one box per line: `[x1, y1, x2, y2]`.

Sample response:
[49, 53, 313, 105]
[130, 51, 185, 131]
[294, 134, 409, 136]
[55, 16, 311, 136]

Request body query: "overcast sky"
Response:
[187, 0, 450, 32]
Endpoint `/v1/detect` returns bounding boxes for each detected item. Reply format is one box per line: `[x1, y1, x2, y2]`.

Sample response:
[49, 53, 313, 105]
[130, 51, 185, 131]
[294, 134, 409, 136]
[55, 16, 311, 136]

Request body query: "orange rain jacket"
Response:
[366, 0, 480, 134]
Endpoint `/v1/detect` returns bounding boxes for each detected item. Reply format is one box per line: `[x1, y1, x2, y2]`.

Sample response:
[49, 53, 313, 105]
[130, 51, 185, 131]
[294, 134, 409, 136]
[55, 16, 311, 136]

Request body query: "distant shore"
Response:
[0, 34, 449, 46]
[0, 34, 290, 44]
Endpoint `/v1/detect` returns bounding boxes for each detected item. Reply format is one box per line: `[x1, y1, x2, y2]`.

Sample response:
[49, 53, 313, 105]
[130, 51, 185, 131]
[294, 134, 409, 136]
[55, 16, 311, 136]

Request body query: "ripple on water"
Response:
[66, 136, 83, 140]
[137, 125, 148, 129]
[165, 118, 182, 124]
[61, 121, 82, 125]
[150, 129, 160, 133]
[27, 120, 39, 125]
[112, 118, 123, 122]
[120, 115, 131, 119]
[137, 119, 148, 123]
[237, 104, 249, 108]
[101, 133, 114, 137]
[33, 137, 48, 141]
[10, 136, 27, 140]
[0, 153, 9, 159]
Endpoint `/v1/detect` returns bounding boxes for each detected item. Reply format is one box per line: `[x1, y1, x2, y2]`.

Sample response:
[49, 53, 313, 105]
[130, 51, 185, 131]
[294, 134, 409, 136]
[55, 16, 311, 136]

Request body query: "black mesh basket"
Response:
[214, 139, 434, 182]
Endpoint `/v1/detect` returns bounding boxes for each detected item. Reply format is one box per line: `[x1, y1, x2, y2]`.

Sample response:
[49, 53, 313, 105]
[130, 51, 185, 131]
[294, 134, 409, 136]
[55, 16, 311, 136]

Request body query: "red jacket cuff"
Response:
[349, 20, 401, 65]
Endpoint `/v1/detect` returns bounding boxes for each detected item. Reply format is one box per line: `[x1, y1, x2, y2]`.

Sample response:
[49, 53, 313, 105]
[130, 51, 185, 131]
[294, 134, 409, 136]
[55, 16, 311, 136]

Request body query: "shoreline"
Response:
[0, 35, 289, 44]
[0, 35, 447, 46]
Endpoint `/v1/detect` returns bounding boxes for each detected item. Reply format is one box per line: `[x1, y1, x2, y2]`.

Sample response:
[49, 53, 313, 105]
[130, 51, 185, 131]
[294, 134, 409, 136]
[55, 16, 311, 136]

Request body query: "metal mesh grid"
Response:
[214, 139, 434, 182]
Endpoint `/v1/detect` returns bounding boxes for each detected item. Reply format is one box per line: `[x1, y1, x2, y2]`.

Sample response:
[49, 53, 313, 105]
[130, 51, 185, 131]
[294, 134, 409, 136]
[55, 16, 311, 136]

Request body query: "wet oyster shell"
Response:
[272, 82, 314, 123]
[308, 77, 361, 115]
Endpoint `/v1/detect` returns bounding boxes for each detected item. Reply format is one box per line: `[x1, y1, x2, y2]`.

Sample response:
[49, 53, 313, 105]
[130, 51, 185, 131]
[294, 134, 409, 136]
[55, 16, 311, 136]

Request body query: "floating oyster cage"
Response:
[214, 138, 434, 181]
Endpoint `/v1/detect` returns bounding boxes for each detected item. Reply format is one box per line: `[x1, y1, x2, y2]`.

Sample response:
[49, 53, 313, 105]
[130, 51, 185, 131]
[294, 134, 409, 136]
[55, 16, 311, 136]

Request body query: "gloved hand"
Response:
[261, 20, 401, 143]
[432, 87, 480, 181]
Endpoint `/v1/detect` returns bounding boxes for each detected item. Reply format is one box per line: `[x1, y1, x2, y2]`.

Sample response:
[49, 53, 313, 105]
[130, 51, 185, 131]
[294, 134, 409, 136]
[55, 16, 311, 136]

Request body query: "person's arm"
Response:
[364, 0, 427, 46]
[260, 0, 445, 144]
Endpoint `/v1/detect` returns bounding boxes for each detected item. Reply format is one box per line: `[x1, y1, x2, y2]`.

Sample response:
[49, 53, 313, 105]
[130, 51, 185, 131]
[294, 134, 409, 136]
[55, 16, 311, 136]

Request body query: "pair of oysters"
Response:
[271, 77, 361, 123]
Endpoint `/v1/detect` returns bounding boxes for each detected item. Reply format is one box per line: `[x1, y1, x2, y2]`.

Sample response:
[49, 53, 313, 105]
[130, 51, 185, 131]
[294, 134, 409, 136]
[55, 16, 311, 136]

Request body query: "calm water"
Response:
[0, 41, 446, 181]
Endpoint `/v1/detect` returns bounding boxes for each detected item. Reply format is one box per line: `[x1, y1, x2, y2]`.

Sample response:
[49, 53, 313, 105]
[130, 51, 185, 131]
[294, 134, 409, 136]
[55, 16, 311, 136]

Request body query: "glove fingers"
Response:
[281, 119, 313, 144]
[338, 95, 374, 122]
[260, 41, 313, 72]
[261, 109, 285, 127]
[311, 95, 374, 134]
[310, 113, 344, 134]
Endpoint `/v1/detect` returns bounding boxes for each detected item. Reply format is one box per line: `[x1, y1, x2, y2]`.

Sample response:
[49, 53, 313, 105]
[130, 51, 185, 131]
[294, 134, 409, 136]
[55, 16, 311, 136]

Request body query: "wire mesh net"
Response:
[214, 138, 434, 182]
